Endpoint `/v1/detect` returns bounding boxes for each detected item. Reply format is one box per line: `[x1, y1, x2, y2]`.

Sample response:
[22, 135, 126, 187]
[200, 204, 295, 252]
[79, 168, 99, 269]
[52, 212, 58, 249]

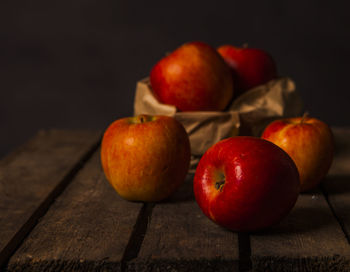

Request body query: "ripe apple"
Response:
[101, 114, 191, 202]
[193, 136, 300, 232]
[261, 116, 334, 192]
[150, 41, 234, 112]
[217, 44, 277, 96]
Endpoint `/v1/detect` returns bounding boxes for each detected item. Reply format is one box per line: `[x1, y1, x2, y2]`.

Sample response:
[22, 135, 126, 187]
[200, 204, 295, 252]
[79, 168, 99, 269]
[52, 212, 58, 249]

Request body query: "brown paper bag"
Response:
[134, 77, 303, 169]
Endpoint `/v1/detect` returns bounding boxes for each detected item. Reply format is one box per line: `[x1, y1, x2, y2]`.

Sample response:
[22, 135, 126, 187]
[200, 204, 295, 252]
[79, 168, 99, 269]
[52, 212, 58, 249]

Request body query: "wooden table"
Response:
[0, 128, 349, 272]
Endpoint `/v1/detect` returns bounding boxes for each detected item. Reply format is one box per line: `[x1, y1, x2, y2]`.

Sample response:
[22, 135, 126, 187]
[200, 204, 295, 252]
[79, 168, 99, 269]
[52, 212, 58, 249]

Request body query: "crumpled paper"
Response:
[134, 77, 303, 169]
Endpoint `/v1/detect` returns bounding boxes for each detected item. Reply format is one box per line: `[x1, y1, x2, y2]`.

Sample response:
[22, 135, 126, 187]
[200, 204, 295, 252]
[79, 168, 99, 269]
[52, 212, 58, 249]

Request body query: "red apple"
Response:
[150, 41, 234, 112]
[261, 116, 334, 192]
[194, 136, 299, 232]
[101, 114, 191, 202]
[217, 45, 277, 96]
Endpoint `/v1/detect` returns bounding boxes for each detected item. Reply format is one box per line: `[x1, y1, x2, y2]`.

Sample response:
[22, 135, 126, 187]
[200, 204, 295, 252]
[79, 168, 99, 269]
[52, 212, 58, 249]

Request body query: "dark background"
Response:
[1, 0, 349, 159]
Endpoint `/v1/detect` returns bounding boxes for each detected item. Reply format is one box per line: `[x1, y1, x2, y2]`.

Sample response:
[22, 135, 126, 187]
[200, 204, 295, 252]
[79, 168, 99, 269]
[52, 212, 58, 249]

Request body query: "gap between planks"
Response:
[120, 203, 155, 272]
[119, 202, 248, 272]
[321, 182, 350, 244]
[238, 232, 252, 272]
[119, 186, 247, 272]
[0, 132, 101, 269]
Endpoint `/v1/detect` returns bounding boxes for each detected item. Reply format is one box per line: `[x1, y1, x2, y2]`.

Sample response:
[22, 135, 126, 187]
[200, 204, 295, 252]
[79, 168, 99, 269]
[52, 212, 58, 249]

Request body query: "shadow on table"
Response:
[252, 203, 334, 236]
[321, 175, 350, 195]
[161, 174, 195, 204]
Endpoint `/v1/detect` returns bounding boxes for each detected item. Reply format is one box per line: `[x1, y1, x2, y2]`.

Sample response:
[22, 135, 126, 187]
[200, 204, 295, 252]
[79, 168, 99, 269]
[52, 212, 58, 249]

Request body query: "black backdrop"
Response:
[1, 0, 350, 158]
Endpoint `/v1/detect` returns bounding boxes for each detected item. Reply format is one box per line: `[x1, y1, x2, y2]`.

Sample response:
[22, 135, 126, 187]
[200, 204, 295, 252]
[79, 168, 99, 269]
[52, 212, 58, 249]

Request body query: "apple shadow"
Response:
[160, 173, 195, 204]
[251, 204, 334, 236]
[321, 175, 350, 195]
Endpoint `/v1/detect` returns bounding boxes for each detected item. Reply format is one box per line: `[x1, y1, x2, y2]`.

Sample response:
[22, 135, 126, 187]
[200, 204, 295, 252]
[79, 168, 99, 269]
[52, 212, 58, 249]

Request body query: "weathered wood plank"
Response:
[3, 127, 349, 271]
[129, 174, 239, 272]
[0, 130, 101, 267]
[250, 190, 350, 271]
[6, 150, 143, 272]
[322, 128, 350, 250]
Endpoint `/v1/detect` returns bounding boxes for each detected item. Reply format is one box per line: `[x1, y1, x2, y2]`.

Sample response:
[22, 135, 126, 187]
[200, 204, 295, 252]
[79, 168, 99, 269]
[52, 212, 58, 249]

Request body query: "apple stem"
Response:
[243, 43, 248, 48]
[138, 115, 147, 123]
[215, 180, 225, 192]
[301, 112, 309, 124]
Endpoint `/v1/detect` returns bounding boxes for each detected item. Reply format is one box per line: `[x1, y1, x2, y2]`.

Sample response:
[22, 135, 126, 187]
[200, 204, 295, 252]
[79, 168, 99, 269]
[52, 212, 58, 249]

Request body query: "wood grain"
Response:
[129, 174, 240, 272]
[0, 130, 101, 267]
[322, 128, 350, 247]
[6, 150, 143, 271]
[250, 189, 350, 271]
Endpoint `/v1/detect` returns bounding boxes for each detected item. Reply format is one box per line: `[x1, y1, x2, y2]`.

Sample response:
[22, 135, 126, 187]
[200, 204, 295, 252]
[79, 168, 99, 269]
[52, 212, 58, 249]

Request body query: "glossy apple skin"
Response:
[217, 45, 277, 96]
[150, 41, 234, 112]
[194, 137, 299, 232]
[261, 117, 334, 192]
[101, 115, 191, 202]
